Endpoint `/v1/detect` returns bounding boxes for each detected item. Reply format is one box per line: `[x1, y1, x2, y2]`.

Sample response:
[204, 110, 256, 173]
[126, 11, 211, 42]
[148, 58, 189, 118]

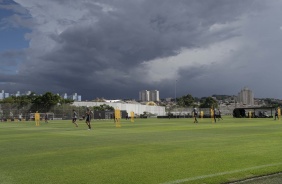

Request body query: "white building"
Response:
[25, 91, 32, 95]
[139, 90, 150, 101]
[62, 93, 82, 101]
[139, 90, 160, 102]
[237, 87, 254, 106]
[0, 90, 9, 100]
[149, 90, 160, 102]
[15, 91, 21, 97]
[62, 93, 68, 99]
[69, 93, 81, 101]
[72, 101, 166, 116]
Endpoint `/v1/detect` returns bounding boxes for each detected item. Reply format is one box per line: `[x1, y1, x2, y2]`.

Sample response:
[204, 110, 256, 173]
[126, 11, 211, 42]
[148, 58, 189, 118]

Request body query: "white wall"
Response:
[72, 102, 166, 116]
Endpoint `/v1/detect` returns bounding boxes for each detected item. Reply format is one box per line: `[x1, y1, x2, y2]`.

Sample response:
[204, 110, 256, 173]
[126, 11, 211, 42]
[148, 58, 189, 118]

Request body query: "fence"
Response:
[167, 107, 229, 117]
[0, 103, 91, 121]
[0, 103, 235, 121]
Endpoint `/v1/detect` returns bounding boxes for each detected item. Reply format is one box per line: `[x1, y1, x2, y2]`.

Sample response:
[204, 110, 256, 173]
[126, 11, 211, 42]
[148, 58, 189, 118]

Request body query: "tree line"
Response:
[0, 92, 115, 116]
[0, 91, 219, 112]
[0, 92, 73, 112]
[176, 94, 218, 108]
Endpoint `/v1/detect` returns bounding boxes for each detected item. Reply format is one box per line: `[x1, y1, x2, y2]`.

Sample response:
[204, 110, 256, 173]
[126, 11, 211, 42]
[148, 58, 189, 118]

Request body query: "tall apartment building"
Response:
[139, 90, 159, 102]
[15, 91, 21, 97]
[61, 93, 82, 101]
[150, 90, 160, 102]
[0, 90, 9, 100]
[139, 90, 150, 102]
[70, 93, 82, 101]
[237, 87, 254, 106]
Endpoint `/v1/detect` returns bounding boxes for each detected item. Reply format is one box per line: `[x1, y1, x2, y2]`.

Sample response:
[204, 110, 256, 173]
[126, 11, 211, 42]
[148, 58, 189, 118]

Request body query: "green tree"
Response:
[93, 104, 114, 111]
[199, 97, 218, 108]
[0, 97, 15, 104]
[177, 94, 195, 107]
[15, 95, 33, 109]
[60, 98, 74, 104]
[0, 96, 31, 111]
[31, 92, 72, 112]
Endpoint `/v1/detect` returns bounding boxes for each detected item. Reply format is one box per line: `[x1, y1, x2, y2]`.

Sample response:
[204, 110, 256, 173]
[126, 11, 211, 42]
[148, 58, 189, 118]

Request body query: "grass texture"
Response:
[1, 117, 282, 184]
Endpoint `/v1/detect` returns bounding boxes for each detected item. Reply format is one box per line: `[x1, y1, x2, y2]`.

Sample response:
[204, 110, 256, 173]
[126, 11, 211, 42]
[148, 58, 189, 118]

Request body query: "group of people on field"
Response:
[192, 107, 280, 123]
[33, 108, 93, 130]
[29, 107, 282, 129]
[192, 108, 223, 123]
[72, 108, 92, 130]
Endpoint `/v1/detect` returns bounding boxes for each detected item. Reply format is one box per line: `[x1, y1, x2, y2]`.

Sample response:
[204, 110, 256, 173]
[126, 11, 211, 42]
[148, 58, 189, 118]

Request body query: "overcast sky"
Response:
[1, 0, 282, 100]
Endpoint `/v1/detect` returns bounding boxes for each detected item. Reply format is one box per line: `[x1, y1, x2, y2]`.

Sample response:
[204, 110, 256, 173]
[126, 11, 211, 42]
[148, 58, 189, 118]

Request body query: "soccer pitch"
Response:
[1, 117, 282, 184]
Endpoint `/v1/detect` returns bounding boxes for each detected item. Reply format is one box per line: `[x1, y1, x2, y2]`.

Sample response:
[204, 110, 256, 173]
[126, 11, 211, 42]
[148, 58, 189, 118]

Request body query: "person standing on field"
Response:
[72, 109, 78, 127]
[193, 108, 198, 123]
[274, 108, 279, 120]
[213, 107, 217, 123]
[85, 108, 92, 130]
[218, 109, 223, 121]
[18, 113, 22, 121]
[35, 111, 40, 126]
[44, 113, 48, 123]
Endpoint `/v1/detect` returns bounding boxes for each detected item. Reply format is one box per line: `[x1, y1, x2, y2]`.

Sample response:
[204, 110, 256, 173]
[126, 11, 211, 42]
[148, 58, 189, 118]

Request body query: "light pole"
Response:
[175, 79, 177, 105]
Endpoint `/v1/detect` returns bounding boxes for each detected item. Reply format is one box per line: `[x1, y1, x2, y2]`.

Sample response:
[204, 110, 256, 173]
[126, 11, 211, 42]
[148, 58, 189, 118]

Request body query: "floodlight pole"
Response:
[175, 79, 177, 105]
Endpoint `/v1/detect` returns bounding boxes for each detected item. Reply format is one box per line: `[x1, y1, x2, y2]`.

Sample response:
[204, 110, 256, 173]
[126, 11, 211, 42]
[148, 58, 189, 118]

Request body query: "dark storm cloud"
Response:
[1, 0, 280, 99]
[0, 50, 24, 74]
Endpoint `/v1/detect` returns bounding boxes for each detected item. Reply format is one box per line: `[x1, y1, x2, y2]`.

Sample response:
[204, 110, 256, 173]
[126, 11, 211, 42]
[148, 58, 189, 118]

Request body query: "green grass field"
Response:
[1, 117, 282, 184]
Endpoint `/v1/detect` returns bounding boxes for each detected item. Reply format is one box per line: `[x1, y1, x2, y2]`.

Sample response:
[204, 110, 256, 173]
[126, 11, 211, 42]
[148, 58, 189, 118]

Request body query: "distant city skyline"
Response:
[0, 90, 82, 102]
[1, 87, 280, 102]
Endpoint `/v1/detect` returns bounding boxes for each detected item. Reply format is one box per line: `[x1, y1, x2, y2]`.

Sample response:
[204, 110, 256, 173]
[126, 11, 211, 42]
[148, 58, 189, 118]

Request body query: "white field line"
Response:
[160, 162, 282, 184]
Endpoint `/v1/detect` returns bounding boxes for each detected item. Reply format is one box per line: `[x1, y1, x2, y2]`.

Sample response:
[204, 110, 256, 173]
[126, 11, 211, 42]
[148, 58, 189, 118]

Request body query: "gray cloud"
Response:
[0, 0, 281, 99]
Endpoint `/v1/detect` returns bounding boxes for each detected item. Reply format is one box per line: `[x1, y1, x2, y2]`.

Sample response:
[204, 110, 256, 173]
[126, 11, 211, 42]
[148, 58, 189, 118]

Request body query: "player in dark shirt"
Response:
[213, 108, 217, 123]
[85, 108, 92, 130]
[193, 108, 198, 123]
[44, 113, 48, 123]
[274, 108, 279, 120]
[218, 109, 223, 121]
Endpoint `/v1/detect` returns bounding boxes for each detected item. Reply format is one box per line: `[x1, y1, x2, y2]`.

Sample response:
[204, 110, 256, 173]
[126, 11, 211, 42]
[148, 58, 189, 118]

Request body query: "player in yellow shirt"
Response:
[35, 111, 40, 126]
